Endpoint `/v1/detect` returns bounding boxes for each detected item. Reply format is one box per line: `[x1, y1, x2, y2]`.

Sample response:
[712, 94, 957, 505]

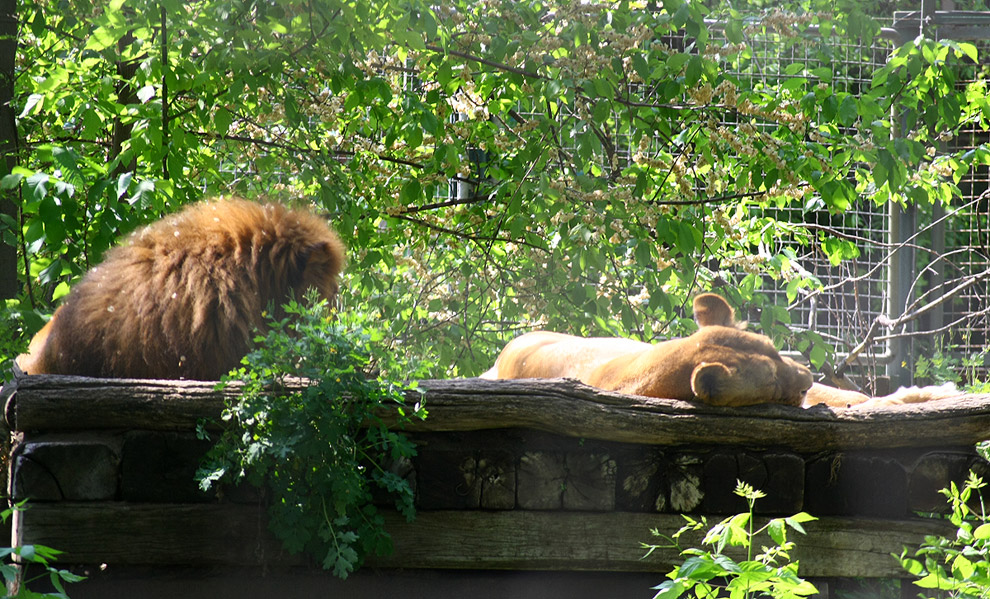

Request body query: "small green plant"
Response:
[915, 350, 962, 387]
[898, 471, 990, 598]
[645, 481, 818, 599]
[1, 503, 85, 598]
[914, 342, 990, 394]
[196, 295, 428, 579]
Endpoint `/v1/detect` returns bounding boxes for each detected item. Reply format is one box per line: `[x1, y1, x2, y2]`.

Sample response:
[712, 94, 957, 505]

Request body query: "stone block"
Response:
[704, 453, 804, 515]
[479, 451, 516, 510]
[518, 452, 565, 510]
[761, 453, 805, 514]
[12, 437, 120, 501]
[668, 454, 703, 513]
[415, 449, 481, 510]
[615, 448, 664, 512]
[121, 431, 213, 503]
[563, 453, 615, 511]
[805, 453, 907, 518]
[908, 452, 972, 513]
[703, 452, 762, 514]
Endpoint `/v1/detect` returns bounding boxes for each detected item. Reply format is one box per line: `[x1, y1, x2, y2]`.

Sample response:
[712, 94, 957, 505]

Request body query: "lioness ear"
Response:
[691, 361, 731, 402]
[693, 293, 735, 328]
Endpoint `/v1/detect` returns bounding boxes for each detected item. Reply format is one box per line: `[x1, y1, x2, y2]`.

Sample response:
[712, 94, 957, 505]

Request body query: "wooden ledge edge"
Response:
[7, 375, 990, 451]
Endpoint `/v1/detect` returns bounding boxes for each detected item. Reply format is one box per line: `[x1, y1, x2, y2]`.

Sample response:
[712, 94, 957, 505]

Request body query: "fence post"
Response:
[888, 201, 915, 388]
[886, 0, 938, 389]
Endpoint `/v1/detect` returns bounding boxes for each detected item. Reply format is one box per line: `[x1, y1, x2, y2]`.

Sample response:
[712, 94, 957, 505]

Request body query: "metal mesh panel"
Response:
[937, 116, 990, 380]
[707, 23, 895, 372]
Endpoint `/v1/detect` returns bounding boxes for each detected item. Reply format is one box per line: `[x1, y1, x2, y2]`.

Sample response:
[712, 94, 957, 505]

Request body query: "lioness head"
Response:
[687, 294, 812, 406]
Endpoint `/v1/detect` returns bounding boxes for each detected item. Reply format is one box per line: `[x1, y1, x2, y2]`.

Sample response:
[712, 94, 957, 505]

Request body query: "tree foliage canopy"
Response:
[4, 0, 989, 379]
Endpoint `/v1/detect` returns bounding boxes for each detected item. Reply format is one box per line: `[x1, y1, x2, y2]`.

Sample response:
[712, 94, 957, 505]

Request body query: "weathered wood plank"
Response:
[14, 503, 951, 578]
[408, 379, 990, 451]
[8, 375, 990, 451]
[6, 376, 230, 432]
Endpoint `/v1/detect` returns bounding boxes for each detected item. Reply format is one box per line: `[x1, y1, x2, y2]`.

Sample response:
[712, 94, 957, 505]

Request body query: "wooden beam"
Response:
[6, 375, 229, 432]
[404, 379, 990, 451]
[14, 503, 951, 578]
[7, 375, 990, 451]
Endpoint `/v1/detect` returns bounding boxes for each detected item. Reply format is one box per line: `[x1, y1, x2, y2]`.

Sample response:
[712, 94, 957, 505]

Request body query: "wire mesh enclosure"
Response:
[688, 9, 988, 388]
[704, 18, 899, 386]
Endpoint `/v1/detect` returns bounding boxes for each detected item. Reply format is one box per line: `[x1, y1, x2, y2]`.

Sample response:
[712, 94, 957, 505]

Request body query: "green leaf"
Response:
[52, 147, 82, 183]
[952, 554, 975, 580]
[821, 238, 860, 266]
[809, 343, 827, 370]
[0, 173, 22, 190]
[632, 53, 650, 82]
[768, 519, 786, 545]
[591, 100, 610, 124]
[25, 172, 49, 202]
[914, 570, 953, 590]
[667, 53, 690, 73]
[958, 41, 978, 63]
[85, 26, 119, 52]
[39, 196, 65, 243]
[399, 179, 423, 206]
[784, 512, 816, 535]
[19, 93, 44, 118]
[679, 556, 723, 580]
[724, 18, 744, 44]
[811, 67, 833, 83]
[837, 95, 858, 127]
[215, 107, 233, 134]
[685, 55, 703, 85]
[900, 557, 925, 576]
[651, 579, 688, 599]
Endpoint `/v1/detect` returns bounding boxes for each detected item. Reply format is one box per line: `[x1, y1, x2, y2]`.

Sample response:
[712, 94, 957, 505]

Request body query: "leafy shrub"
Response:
[898, 471, 990, 597]
[645, 481, 818, 599]
[914, 344, 990, 394]
[1, 503, 85, 598]
[196, 296, 428, 578]
[0, 300, 38, 386]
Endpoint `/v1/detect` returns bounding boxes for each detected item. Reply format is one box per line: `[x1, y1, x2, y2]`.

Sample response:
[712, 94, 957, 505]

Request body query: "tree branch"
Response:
[389, 213, 545, 252]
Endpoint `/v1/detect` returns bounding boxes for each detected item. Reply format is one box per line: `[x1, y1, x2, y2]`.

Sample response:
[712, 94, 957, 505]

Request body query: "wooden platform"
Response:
[5, 375, 990, 597]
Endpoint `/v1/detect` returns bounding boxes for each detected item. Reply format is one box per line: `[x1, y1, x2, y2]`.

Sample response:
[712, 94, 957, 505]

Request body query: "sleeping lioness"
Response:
[480, 293, 814, 407]
[481, 293, 962, 409]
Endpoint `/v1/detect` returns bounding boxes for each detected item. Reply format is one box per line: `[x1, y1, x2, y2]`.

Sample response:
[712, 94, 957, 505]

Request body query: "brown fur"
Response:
[480, 294, 814, 407]
[16, 198, 345, 380]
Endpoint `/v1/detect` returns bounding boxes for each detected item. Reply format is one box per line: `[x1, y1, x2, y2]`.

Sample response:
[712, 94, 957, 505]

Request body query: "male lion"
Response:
[16, 198, 345, 380]
[480, 293, 814, 407]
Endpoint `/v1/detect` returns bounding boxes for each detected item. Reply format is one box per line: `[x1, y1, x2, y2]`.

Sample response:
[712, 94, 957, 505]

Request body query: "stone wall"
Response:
[6, 375, 990, 598]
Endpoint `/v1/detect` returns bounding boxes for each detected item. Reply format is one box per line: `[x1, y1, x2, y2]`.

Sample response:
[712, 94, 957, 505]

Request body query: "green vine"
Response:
[196, 295, 428, 578]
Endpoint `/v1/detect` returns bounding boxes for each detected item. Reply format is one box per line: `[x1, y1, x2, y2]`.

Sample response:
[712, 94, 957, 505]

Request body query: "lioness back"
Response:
[479, 331, 650, 380]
